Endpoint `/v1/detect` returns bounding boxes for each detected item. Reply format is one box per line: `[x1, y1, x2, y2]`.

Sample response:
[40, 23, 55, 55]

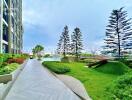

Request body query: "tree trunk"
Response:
[117, 14, 121, 58]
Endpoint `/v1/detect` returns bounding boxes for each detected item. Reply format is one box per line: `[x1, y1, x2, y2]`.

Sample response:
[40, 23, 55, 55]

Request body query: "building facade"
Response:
[0, 0, 23, 54]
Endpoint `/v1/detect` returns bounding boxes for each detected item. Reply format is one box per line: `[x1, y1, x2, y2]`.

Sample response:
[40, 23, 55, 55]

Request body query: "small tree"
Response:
[32, 45, 44, 59]
[104, 7, 132, 58]
[57, 26, 70, 57]
[71, 27, 83, 60]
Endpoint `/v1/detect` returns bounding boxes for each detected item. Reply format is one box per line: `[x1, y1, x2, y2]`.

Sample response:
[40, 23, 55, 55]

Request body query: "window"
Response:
[3, 43, 8, 53]
[3, 3, 8, 23]
[3, 23, 8, 42]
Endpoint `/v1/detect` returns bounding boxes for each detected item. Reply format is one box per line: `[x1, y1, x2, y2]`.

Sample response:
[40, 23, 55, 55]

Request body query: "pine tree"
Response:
[71, 27, 83, 59]
[57, 26, 70, 57]
[104, 7, 132, 58]
[57, 36, 63, 54]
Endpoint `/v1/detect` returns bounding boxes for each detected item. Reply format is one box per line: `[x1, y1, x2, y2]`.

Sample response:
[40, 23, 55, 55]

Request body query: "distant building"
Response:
[0, 0, 23, 54]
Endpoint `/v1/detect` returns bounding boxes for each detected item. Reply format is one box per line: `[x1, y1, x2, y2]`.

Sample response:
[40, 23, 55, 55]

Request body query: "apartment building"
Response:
[0, 0, 23, 54]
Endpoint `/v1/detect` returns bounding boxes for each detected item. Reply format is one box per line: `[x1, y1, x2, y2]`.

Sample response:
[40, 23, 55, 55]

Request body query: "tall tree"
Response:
[71, 27, 83, 59]
[57, 26, 70, 57]
[104, 7, 132, 58]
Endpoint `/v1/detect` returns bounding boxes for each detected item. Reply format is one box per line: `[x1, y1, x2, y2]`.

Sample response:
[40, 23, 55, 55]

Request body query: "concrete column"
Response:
[8, 0, 11, 53]
[0, 0, 3, 53]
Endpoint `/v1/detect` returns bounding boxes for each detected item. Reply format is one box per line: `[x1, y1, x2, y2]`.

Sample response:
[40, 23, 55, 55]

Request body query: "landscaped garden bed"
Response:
[42, 61, 132, 100]
[0, 54, 28, 75]
[106, 71, 132, 100]
[0, 63, 20, 75]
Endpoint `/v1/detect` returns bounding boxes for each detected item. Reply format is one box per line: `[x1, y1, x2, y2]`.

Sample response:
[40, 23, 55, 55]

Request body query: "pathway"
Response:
[4, 59, 81, 100]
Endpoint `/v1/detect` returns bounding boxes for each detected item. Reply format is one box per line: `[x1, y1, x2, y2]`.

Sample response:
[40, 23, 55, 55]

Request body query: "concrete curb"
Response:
[56, 75, 91, 100]
[0, 60, 28, 100]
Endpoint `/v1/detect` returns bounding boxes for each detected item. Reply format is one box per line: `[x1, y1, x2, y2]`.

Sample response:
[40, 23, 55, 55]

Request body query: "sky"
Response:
[23, 0, 132, 54]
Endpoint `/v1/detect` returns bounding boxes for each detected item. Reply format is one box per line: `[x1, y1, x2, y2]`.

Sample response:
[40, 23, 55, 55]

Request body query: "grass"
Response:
[0, 63, 19, 75]
[43, 61, 70, 74]
[43, 61, 124, 100]
[95, 61, 130, 75]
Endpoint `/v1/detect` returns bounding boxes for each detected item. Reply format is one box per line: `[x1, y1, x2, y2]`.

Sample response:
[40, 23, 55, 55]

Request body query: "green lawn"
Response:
[43, 61, 124, 100]
[95, 61, 130, 75]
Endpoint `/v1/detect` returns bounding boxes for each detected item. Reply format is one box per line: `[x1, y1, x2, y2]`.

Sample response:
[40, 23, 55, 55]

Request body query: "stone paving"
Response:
[4, 59, 81, 100]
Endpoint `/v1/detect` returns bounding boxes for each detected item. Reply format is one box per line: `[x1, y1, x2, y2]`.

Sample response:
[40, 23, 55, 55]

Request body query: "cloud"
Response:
[23, 0, 132, 53]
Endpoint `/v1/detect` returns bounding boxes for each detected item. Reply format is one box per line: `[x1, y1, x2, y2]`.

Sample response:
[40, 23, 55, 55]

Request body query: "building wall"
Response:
[0, 0, 23, 54]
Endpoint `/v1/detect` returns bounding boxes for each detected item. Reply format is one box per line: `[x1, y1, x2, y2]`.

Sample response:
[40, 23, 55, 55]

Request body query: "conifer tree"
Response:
[104, 7, 132, 58]
[71, 27, 83, 59]
[57, 26, 70, 57]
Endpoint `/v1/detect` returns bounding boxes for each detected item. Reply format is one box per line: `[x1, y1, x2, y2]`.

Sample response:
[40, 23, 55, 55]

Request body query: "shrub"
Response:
[0, 54, 13, 67]
[0, 63, 19, 75]
[7, 58, 25, 64]
[106, 71, 132, 100]
[42, 61, 70, 74]
[120, 60, 132, 68]
[44, 54, 51, 58]
[0, 54, 28, 67]
[61, 57, 77, 62]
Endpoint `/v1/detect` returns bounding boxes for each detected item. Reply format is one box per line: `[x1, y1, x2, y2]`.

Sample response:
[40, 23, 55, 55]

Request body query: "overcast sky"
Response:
[23, 0, 132, 53]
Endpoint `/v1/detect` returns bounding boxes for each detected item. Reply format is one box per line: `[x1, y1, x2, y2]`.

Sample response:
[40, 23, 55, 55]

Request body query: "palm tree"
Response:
[32, 45, 44, 59]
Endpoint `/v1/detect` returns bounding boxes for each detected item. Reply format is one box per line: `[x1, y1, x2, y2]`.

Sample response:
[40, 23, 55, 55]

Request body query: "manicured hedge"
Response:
[42, 61, 70, 74]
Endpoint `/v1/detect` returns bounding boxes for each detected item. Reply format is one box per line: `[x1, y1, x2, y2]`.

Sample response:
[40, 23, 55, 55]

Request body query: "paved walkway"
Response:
[57, 75, 90, 100]
[4, 60, 81, 100]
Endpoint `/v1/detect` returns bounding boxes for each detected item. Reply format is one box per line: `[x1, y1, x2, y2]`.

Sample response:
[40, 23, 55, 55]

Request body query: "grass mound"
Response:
[42, 61, 70, 74]
[95, 61, 130, 75]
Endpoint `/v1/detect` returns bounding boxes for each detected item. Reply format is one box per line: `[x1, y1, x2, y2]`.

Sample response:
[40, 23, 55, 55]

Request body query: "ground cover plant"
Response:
[0, 63, 19, 75]
[106, 71, 132, 100]
[0, 54, 28, 75]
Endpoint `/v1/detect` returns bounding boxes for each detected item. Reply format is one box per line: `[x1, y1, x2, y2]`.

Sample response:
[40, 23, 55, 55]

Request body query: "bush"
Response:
[106, 71, 132, 100]
[120, 60, 132, 68]
[7, 58, 25, 64]
[0, 54, 28, 67]
[42, 61, 70, 74]
[0, 63, 19, 75]
[44, 54, 51, 58]
[61, 57, 77, 62]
